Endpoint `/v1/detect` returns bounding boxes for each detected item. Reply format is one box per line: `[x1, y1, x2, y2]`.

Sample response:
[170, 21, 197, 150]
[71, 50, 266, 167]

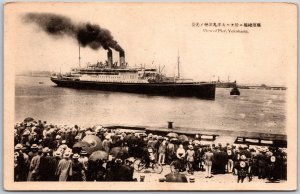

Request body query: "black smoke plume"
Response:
[23, 13, 123, 52]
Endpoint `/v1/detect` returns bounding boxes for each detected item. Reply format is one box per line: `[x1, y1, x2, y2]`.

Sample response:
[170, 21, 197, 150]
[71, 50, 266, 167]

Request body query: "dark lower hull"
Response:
[50, 78, 216, 100]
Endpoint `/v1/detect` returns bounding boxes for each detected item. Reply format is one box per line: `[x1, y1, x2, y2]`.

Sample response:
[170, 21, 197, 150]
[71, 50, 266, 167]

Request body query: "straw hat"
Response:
[54, 151, 62, 157]
[42, 147, 50, 153]
[73, 153, 80, 159]
[115, 158, 122, 164]
[55, 135, 61, 140]
[14, 144, 23, 150]
[80, 150, 88, 155]
[31, 144, 38, 149]
[23, 130, 30, 136]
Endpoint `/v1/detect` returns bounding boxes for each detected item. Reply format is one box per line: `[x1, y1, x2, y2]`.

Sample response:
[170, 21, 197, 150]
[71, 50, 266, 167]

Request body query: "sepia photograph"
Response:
[3, 2, 297, 191]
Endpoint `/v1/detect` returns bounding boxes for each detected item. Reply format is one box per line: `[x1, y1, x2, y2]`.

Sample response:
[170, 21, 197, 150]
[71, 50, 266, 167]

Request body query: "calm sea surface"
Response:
[15, 76, 286, 135]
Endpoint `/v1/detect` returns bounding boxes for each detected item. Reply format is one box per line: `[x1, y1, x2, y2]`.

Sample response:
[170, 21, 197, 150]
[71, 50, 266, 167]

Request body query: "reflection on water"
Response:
[15, 76, 286, 134]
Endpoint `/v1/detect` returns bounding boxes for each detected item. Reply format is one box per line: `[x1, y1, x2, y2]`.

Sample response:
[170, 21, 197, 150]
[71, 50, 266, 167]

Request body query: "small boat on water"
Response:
[38, 82, 44, 84]
[230, 86, 240, 96]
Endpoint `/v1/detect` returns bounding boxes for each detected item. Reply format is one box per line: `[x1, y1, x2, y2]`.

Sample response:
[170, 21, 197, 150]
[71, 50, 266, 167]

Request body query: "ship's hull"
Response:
[51, 77, 216, 99]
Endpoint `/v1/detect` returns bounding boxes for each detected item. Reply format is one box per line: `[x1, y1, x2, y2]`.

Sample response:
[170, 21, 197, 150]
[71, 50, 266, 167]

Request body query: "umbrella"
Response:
[89, 150, 108, 161]
[178, 135, 189, 143]
[24, 117, 34, 123]
[167, 132, 178, 138]
[110, 147, 129, 158]
[82, 135, 102, 154]
[73, 141, 90, 149]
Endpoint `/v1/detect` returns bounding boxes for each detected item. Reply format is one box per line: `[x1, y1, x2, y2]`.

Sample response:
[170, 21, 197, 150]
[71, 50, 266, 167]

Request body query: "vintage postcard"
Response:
[3, 2, 297, 191]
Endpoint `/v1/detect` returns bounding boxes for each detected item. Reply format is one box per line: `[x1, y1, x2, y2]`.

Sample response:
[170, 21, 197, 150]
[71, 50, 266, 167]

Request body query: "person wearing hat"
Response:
[49, 151, 62, 181]
[42, 133, 52, 149]
[78, 150, 89, 171]
[176, 144, 186, 172]
[29, 132, 39, 146]
[55, 152, 73, 181]
[71, 154, 85, 181]
[20, 130, 30, 146]
[14, 144, 27, 181]
[158, 140, 167, 165]
[59, 140, 68, 151]
[166, 139, 175, 165]
[39, 147, 53, 181]
[42, 125, 51, 139]
[105, 158, 134, 181]
[204, 147, 214, 178]
[27, 146, 41, 181]
[236, 155, 249, 183]
[102, 136, 111, 153]
[233, 148, 241, 175]
[52, 135, 61, 149]
[186, 145, 195, 174]
[266, 154, 279, 182]
[30, 144, 39, 153]
[257, 147, 267, 179]
[227, 147, 234, 173]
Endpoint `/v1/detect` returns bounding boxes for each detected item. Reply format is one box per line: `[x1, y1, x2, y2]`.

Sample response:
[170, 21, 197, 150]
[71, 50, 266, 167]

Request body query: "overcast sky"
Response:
[6, 3, 296, 85]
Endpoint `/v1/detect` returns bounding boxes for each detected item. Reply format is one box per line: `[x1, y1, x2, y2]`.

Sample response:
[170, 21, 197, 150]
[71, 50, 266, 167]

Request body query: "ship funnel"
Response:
[107, 49, 113, 67]
[119, 50, 125, 66]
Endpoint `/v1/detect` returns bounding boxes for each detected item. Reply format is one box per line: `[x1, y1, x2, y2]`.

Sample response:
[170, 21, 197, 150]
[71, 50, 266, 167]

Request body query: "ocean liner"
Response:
[51, 49, 216, 99]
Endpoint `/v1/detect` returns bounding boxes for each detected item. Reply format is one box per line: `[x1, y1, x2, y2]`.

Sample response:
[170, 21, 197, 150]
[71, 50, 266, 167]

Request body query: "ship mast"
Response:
[177, 50, 180, 78]
[78, 42, 81, 68]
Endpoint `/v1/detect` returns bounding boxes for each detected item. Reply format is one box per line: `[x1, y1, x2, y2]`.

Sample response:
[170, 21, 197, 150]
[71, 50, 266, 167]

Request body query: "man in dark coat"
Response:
[39, 147, 53, 181]
[257, 149, 267, 179]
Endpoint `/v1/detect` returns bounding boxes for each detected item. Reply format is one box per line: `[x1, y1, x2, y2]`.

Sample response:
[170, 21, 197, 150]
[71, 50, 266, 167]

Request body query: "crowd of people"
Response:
[14, 118, 287, 183]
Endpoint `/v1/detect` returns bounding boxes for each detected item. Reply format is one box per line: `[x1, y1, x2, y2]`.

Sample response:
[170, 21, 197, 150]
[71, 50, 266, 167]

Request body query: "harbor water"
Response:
[15, 76, 286, 135]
